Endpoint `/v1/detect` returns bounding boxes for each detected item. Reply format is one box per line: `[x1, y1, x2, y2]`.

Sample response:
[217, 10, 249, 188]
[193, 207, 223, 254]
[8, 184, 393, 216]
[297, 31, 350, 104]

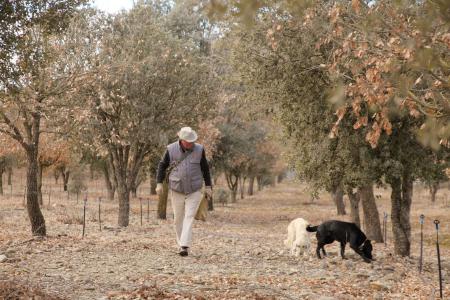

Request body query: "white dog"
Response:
[284, 217, 311, 257]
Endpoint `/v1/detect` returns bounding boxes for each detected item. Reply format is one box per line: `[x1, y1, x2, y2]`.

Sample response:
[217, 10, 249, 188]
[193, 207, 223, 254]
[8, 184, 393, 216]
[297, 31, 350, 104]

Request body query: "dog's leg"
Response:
[316, 244, 322, 259]
[350, 245, 371, 263]
[340, 242, 346, 259]
[321, 245, 327, 257]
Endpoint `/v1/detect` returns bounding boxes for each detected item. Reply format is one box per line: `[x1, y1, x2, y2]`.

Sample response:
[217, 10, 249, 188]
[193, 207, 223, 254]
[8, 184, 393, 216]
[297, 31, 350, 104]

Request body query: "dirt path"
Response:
[0, 182, 448, 299]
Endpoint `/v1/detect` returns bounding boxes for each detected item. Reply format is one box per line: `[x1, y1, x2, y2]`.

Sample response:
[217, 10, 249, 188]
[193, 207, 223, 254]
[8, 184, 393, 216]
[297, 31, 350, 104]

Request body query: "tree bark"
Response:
[53, 169, 59, 184]
[257, 176, 263, 191]
[7, 166, 12, 186]
[358, 184, 383, 242]
[26, 149, 46, 236]
[101, 162, 115, 201]
[331, 185, 346, 215]
[131, 185, 137, 198]
[277, 173, 285, 183]
[248, 176, 255, 196]
[37, 163, 43, 206]
[117, 180, 130, 227]
[239, 176, 246, 200]
[89, 164, 95, 180]
[60, 167, 70, 192]
[429, 182, 439, 203]
[390, 174, 412, 256]
[0, 164, 4, 195]
[347, 188, 361, 228]
[109, 143, 148, 227]
[226, 173, 239, 203]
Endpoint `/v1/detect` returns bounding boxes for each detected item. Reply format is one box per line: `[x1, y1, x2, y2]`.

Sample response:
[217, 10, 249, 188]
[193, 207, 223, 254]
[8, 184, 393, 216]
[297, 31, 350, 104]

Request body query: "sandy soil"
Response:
[0, 179, 449, 299]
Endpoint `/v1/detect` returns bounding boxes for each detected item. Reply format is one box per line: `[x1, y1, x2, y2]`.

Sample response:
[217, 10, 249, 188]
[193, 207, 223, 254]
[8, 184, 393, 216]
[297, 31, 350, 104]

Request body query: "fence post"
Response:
[82, 196, 87, 238]
[383, 212, 388, 246]
[147, 197, 150, 222]
[434, 220, 443, 299]
[98, 197, 102, 232]
[419, 214, 424, 273]
[139, 197, 143, 226]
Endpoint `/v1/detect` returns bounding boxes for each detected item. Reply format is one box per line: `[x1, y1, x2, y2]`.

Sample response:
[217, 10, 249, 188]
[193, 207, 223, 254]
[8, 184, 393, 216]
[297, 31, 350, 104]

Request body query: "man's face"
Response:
[180, 139, 194, 150]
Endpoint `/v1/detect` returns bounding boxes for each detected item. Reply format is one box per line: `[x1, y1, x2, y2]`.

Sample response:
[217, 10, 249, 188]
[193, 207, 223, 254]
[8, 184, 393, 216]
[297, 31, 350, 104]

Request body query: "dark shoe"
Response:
[179, 247, 188, 257]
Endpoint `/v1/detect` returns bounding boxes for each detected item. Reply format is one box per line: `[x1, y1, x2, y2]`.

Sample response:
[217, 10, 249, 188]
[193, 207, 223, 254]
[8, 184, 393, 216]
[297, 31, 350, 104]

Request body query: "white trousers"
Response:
[170, 189, 202, 248]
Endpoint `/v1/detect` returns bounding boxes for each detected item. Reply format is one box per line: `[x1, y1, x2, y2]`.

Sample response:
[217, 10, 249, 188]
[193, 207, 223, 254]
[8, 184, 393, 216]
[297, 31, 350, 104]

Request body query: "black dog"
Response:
[306, 220, 373, 263]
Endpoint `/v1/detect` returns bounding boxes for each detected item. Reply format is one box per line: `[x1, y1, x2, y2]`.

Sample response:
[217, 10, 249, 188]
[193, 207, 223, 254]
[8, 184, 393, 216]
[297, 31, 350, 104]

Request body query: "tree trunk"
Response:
[37, 163, 43, 206]
[26, 149, 46, 236]
[226, 173, 239, 203]
[117, 181, 130, 227]
[157, 180, 169, 219]
[347, 189, 361, 228]
[332, 185, 346, 215]
[101, 163, 115, 201]
[257, 176, 263, 191]
[61, 169, 70, 192]
[277, 173, 284, 183]
[7, 166, 12, 186]
[90, 164, 95, 180]
[53, 169, 59, 184]
[248, 176, 255, 196]
[230, 188, 237, 203]
[390, 174, 412, 256]
[239, 176, 246, 200]
[358, 184, 383, 242]
[430, 182, 439, 203]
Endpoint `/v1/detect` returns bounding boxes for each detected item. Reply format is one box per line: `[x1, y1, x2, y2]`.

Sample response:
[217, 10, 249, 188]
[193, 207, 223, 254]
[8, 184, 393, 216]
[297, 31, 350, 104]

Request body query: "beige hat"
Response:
[177, 127, 198, 143]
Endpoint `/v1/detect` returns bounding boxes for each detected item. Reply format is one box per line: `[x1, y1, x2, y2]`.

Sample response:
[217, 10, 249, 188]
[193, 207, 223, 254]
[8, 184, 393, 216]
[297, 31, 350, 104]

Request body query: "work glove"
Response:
[156, 183, 163, 196]
[205, 186, 212, 198]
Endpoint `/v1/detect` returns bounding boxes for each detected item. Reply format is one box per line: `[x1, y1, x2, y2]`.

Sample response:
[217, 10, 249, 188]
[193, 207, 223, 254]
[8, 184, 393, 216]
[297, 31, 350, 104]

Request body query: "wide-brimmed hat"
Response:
[177, 127, 198, 143]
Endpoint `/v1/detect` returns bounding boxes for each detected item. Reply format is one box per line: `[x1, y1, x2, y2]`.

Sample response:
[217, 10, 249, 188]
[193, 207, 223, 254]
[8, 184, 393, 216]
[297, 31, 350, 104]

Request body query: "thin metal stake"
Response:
[383, 212, 388, 246]
[139, 197, 143, 226]
[419, 214, 424, 273]
[82, 196, 87, 238]
[434, 220, 443, 299]
[147, 197, 150, 222]
[98, 197, 102, 231]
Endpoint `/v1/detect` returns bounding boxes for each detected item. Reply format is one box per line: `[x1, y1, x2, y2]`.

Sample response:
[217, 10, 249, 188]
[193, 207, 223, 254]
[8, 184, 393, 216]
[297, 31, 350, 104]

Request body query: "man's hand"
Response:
[156, 183, 163, 196]
[205, 186, 212, 198]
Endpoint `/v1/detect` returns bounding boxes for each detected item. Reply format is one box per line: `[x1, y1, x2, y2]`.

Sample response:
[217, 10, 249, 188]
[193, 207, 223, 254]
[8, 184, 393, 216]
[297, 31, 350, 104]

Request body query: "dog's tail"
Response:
[306, 225, 318, 232]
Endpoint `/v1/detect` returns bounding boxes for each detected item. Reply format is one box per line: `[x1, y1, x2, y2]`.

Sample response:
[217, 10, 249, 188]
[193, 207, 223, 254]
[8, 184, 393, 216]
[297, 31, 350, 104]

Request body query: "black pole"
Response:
[383, 212, 388, 246]
[434, 220, 443, 299]
[139, 197, 143, 226]
[147, 197, 150, 222]
[82, 196, 87, 238]
[419, 214, 424, 273]
[98, 197, 102, 232]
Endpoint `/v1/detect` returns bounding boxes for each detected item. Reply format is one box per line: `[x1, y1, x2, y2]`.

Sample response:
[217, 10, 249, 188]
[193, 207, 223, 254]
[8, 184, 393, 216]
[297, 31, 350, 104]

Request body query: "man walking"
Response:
[156, 127, 212, 256]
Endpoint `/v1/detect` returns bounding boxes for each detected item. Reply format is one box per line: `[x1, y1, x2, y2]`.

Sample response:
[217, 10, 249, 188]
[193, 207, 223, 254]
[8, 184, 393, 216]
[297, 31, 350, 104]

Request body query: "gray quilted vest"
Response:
[167, 141, 204, 194]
